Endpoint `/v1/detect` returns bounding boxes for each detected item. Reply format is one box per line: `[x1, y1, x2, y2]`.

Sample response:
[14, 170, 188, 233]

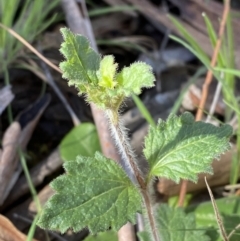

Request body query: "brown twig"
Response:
[178, 0, 231, 207]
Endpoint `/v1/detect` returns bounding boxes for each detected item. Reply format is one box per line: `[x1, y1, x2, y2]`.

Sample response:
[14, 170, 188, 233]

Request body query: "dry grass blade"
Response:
[0, 23, 62, 74]
[195, 0, 230, 121]
[0, 24, 80, 126]
[228, 223, 240, 239]
[205, 177, 228, 241]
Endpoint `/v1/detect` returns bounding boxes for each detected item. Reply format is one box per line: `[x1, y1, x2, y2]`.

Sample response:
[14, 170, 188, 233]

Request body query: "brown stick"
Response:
[178, 0, 231, 207]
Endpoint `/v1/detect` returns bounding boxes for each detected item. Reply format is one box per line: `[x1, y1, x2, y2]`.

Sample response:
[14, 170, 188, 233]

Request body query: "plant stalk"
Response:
[106, 109, 161, 241]
[142, 190, 161, 241]
[106, 109, 143, 186]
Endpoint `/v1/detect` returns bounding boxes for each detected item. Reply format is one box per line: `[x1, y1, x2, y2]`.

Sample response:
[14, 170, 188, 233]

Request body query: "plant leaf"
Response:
[144, 112, 232, 183]
[116, 62, 155, 95]
[138, 204, 210, 241]
[97, 55, 118, 89]
[186, 196, 240, 241]
[59, 28, 100, 88]
[137, 231, 152, 241]
[84, 230, 117, 241]
[60, 123, 101, 161]
[59, 28, 155, 111]
[37, 152, 142, 234]
[156, 204, 210, 241]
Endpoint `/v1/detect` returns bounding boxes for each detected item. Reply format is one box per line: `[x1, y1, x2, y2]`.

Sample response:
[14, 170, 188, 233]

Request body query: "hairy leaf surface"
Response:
[138, 204, 210, 241]
[157, 204, 210, 241]
[37, 152, 142, 234]
[59, 28, 100, 88]
[144, 112, 232, 183]
[59, 28, 155, 110]
[84, 230, 117, 241]
[97, 55, 118, 89]
[116, 62, 155, 95]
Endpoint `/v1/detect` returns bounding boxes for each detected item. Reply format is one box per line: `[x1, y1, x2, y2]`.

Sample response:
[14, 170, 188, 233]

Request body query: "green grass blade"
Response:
[170, 35, 210, 69]
[215, 67, 240, 77]
[202, 13, 225, 67]
[89, 6, 137, 17]
[97, 39, 148, 53]
[132, 94, 156, 127]
[168, 15, 208, 59]
[27, 213, 40, 241]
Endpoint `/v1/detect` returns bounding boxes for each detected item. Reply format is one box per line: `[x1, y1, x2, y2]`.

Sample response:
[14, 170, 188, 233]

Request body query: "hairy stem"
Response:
[106, 109, 161, 241]
[142, 190, 161, 241]
[106, 109, 143, 185]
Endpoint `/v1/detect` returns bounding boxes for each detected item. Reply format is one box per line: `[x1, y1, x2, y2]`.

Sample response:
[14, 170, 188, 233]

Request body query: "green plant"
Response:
[60, 123, 101, 161]
[0, 0, 60, 72]
[37, 28, 232, 241]
[84, 230, 118, 241]
[168, 12, 240, 186]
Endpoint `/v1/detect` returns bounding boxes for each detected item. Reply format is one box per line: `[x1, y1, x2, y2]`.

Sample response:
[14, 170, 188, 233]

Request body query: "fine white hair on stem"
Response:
[106, 110, 142, 185]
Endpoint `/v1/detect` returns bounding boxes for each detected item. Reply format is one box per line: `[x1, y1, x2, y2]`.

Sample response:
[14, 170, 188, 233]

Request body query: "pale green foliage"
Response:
[84, 230, 117, 241]
[37, 152, 142, 234]
[144, 112, 232, 183]
[60, 123, 101, 161]
[138, 204, 209, 241]
[59, 28, 155, 110]
[116, 62, 155, 95]
[97, 55, 118, 89]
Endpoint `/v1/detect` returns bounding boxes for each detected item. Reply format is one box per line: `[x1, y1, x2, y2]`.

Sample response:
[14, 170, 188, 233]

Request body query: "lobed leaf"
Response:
[59, 28, 100, 89]
[138, 204, 210, 241]
[60, 123, 101, 161]
[116, 62, 155, 95]
[59, 28, 155, 111]
[144, 112, 232, 183]
[37, 152, 142, 234]
[97, 55, 118, 89]
[157, 204, 210, 241]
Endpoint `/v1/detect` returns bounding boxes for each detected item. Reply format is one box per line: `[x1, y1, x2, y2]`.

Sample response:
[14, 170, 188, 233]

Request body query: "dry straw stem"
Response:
[178, 0, 231, 207]
[205, 177, 228, 241]
[0, 23, 62, 74]
[0, 23, 81, 126]
[227, 223, 240, 240]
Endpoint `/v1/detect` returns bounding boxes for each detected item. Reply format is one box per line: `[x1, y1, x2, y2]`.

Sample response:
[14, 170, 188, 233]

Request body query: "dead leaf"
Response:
[0, 215, 39, 241]
[0, 86, 14, 115]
